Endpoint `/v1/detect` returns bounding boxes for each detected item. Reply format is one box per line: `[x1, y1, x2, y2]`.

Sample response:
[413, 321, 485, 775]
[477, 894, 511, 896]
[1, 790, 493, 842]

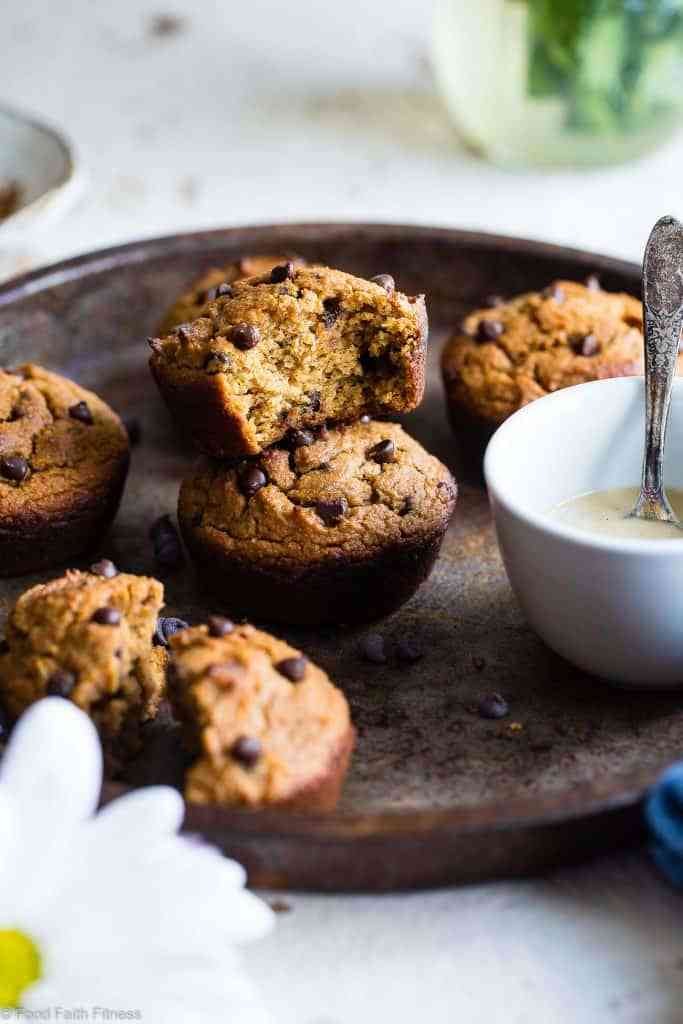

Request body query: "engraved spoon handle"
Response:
[634, 215, 683, 520]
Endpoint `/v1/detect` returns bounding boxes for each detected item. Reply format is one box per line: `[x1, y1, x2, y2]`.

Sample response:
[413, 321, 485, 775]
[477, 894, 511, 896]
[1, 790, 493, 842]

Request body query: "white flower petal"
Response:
[90, 785, 185, 838]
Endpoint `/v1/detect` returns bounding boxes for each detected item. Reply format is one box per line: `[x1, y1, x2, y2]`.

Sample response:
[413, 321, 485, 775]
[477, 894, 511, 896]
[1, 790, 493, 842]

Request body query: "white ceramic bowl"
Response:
[484, 376, 683, 689]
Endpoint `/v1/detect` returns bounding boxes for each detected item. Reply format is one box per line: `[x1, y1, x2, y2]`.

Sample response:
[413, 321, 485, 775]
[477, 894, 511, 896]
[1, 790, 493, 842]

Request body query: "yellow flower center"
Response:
[0, 929, 41, 1007]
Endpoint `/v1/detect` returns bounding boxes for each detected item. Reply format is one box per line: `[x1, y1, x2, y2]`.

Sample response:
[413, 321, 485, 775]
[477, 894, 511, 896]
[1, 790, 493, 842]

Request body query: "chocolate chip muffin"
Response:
[168, 620, 354, 810]
[149, 264, 428, 458]
[441, 279, 646, 461]
[157, 254, 308, 334]
[178, 420, 457, 626]
[0, 364, 130, 576]
[0, 565, 165, 768]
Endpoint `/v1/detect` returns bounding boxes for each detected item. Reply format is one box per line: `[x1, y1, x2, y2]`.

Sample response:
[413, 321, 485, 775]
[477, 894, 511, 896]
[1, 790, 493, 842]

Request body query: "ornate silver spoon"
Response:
[628, 215, 683, 525]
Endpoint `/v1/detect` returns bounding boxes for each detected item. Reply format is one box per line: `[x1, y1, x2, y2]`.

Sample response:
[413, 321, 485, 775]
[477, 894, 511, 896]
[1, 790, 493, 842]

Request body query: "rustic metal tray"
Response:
[0, 223, 679, 891]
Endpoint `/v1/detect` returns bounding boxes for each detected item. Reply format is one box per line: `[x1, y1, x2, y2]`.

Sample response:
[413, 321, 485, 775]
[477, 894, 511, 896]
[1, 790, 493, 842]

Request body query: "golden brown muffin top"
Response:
[0, 363, 130, 521]
[178, 420, 456, 568]
[441, 280, 644, 425]
[157, 254, 308, 334]
[169, 621, 352, 807]
[0, 567, 165, 738]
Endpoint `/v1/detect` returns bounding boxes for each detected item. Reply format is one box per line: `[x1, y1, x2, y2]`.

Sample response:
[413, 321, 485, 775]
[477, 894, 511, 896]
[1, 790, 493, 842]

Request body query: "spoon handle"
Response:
[636, 215, 683, 520]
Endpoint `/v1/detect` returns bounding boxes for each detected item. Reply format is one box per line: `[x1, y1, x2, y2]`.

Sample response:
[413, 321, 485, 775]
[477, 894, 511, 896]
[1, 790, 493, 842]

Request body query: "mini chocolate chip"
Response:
[147, 337, 163, 353]
[270, 261, 295, 283]
[543, 284, 565, 303]
[0, 456, 29, 483]
[90, 559, 118, 579]
[206, 283, 233, 301]
[571, 333, 599, 357]
[150, 514, 184, 569]
[307, 389, 321, 411]
[585, 274, 601, 291]
[208, 615, 235, 638]
[371, 274, 395, 295]
[204, 350, 232, 373]
[91, 607, 121, 626]
[396, 638, 423, 664]
[276, 656, 308, 682]
[477, 319, 504, 342]
[216, 282, 233, 297]
[287, 428, 315, 449]
[124, 417, 141, 446]
[359, 633, 386, 664]
[46, 669, 76, 697]
[478, 693, 509, 720]
[315, 497, 348, 526]
[69, 401, 93, 425]
[472, 655, 486, 672]
[484, 294, 505, 307]
[367, 439, 396, 464]
[231, 735, 262, 767]
[153, 616, 189, 647]
[238, 464, 267, 499]
[360, 414, 372, 424]
[400, 495, 416, 516]
[229, 322, 260, 350]
[176, 323, 193, 342]
[322, 297, 342, 327]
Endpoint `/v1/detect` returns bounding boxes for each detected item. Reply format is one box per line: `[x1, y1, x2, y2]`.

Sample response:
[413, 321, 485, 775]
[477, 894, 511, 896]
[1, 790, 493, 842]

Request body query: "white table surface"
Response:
[4, 1, 683, 1021]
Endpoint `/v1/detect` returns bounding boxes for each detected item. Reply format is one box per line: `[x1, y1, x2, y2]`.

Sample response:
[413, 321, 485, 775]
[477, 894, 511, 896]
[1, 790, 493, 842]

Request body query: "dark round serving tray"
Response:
[0, 223, 675, 891]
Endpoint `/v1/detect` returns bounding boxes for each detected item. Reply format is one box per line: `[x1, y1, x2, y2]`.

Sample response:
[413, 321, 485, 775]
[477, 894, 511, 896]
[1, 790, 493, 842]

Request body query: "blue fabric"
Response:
[645, 763, 683, 886]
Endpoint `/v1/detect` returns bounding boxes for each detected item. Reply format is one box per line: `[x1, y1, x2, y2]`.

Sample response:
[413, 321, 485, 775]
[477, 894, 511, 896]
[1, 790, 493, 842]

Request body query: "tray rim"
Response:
[0, 221, 656, 854]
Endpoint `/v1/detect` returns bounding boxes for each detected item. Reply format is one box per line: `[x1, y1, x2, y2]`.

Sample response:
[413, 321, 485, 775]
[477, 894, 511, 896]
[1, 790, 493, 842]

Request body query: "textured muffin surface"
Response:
[441, 280, 645, 426]
[169, 622, 354, 808]
[150, 265, 428, 457]
[0, 568, 165, 746]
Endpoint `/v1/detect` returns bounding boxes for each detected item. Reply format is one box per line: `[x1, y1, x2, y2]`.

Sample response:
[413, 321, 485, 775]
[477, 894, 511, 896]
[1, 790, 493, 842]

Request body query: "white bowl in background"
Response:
[484, 376, 683, 689]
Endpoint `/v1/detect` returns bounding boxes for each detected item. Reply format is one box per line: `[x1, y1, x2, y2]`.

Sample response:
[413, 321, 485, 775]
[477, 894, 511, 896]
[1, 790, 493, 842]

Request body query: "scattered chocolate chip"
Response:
[90, 559, 118, 579]
[307, 390, 321, 411]
[359, 633, 386, 664]
[238, 464, 267, 499]
[204, 350, 232, 373]
[478, 693, 509, 720]
[91, 607, 121, 626]
[124, 418, 141, 446]
[46, 669, 76, 698]
[205, 283, 233, 302]
[472, 655, 486, 673]
[287, 428, 315, 449]
[176, 323, 193, 343]
[585, 274, 601, 291]
[216, 282, 233, 297]
[150, 514, 184, 569]
[0, 456, 29, 483]
[360, 414, 372, 424]
[153, 616, 189, 647]
[484, 294, 505, 307]
[270, 261, 295, 283]
[400, 495, 416, 516]
[371, 274, 395, 295]
[231, 735, 262, 767]
[269, 899, 292, 914]
[315, 497, 348, 526]
[229, 322, 260, 350]
[149, 13, 185, 38]
[570, 333, 599, 357]
[477, 319, 504, 342]
[276, 656, 308, 682]
[396, 638, 423, 664]
[68, 401, 93, 425]
[367, 439, 396, 464]
[322, 297, 342, 327]
[208, 615, 235, 638]
[543, 284, 565, 303]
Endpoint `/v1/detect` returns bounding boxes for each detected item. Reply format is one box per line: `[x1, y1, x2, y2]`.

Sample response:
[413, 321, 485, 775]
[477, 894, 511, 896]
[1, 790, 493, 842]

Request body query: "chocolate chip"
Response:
[153, 616, 189, 647]
[90, 559, 118, 579]
[238, 464, 267, 499]
[231, 735, 262, 767]
[269, 899, 292, 914]
[150, 514, 184, 569]
[69, 401, 93, 425]
[229, 322, 260, 350]
[270, 261, 295, 283]
[543, 284, 565, 303]
[322, 297, 343, 328]
[585, 274, 601, 291]
[0, 456, 29, 483]
[46, 669, 76, 698]
[472, 655, 486, 672]
[359, 633, 386, 664]
[176, 323, 193, 343]
[124, 418, 141, 446]
[287, 428, 315, 449]
[206, 283, 233, 301]
[216, 282, 233, 297]
[477, 319, 504, 342]
[396, 638, 423, 664]
[208, 615, 235, 638]
[0, 638, 8, 655]
[484, 294, 505, 307]
[360, 414, 371, 424]
[371, 274, 395, 295]
[147, 337, 163, 354]
[91, 607, 121, 626]
[570, 333, 599, 357]
[367, 439, 396, 464]
[276, 656, 308, 682]
[478, 693, 509, 720]
[400, 495, 416, 516]
[307, 390, 321, 411]
[204, 350, 232, 373]
[315, 497, 348, 526]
